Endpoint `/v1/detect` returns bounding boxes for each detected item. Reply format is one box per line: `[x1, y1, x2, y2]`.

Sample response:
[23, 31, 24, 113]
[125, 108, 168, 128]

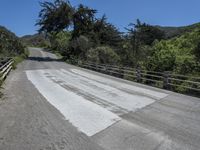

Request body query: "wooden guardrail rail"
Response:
[78, 62, 200, 96]
[0, 58, 13, 81]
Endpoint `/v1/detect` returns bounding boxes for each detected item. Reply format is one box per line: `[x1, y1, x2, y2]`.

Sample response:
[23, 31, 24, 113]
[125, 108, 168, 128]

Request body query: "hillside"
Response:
[0, 26, 25, 57]
[157, 22, 200, 38]
[148, 24, 200, 76]
[21, 33, 49, 47]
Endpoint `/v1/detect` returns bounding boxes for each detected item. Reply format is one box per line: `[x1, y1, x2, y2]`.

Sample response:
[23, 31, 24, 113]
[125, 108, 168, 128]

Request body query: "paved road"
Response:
[0, 47, 200, 150]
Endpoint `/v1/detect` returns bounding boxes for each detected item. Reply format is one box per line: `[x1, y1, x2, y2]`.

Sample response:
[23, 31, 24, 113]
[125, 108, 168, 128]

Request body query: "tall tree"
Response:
[93, 15, 122, 48]
[72, 4, 97, 38]
[125, 19, 165, 64]
[36, 0, 73, 34]
[128, 19, 165, 46]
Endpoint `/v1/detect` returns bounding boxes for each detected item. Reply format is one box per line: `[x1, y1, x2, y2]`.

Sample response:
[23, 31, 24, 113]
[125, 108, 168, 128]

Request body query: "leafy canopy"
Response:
[36, 0, 73, 34]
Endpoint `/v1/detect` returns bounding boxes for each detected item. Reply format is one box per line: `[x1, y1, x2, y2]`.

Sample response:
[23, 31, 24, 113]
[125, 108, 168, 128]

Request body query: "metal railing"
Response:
[0, 58, 13, 81]
[78, 62, 200, 96]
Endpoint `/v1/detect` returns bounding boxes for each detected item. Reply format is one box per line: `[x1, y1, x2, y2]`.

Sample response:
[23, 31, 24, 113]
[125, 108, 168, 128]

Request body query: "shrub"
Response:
[0, 26, 25, 57]
[68, 35, 92, 59]
[86, 46, 120, 65]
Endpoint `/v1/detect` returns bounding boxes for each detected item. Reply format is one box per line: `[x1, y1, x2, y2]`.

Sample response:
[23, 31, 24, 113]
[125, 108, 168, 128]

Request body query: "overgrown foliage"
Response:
[147, 28, 200, 75]
[72, 4, 96, 39]
[21, 34, 50, 47]
[36, 0, 73, 34]
[86, 46, 120, 65]
[0, 26, 26, 57]
[0, 25, 28, 97]
[119, 19, 165, 66]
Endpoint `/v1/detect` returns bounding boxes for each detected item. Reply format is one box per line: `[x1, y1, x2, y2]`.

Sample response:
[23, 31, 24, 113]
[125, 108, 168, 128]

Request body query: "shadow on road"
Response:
[27, 56, 63, 62]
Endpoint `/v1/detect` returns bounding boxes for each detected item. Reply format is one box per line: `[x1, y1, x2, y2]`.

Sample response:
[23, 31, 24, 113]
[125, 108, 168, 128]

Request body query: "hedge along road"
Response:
[0, 47, 200, 150]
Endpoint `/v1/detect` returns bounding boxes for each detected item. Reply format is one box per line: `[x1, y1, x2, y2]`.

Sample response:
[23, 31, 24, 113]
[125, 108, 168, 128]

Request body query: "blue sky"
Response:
[0, 0, 199, 37]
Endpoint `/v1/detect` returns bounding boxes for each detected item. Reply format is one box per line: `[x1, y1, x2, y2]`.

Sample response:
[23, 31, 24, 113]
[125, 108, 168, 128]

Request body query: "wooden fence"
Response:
[78, 62, 200, 96]
[0, 58, 13, 81]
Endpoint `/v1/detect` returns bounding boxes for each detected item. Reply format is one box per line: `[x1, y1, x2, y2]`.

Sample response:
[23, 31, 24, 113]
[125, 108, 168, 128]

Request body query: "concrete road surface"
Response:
[0, 47, 200, 150]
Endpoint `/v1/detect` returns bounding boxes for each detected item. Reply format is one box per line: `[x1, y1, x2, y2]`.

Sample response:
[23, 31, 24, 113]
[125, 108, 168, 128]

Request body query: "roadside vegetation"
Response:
[21, 33, 50, 48]
[0, 25, 28, 79]
[35, 0, 200, 95]
[0, 26, 27, 57]
[0, 25, 28, 97]
[0, 26, 28, 61]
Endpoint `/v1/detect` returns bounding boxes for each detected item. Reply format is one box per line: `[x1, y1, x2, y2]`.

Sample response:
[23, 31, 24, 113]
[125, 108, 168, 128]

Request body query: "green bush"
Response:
[0, 25, 28, 70]
[147, 28, 200, 75]
[67, 35, 92, 59]
[12, 48, 29, 69]
[0, 26, 25, 57]
[50, 32, 71, 51]
[86, 46, 120, 65]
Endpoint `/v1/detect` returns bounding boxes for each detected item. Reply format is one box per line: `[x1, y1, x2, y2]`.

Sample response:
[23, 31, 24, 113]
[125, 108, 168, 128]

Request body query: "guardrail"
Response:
[78, 62, 200, 96]
[0, 58, 13, 81]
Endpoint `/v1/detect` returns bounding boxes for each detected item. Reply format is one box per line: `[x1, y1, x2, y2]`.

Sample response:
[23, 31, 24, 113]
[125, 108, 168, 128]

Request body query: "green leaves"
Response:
[36, 0, 73, 34]
[0, 26, 25, 57]
[72, 4, 97, 38]
[36, 0, 123, 63]
[86, 46, 120, 65]
[148, 26, 200, 75]
[127, 19, 165, 46]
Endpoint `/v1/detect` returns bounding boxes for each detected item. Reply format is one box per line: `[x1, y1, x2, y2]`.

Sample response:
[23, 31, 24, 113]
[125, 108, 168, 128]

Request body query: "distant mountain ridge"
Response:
[21, 33, 49, 47]
[156, 22, 200, 38]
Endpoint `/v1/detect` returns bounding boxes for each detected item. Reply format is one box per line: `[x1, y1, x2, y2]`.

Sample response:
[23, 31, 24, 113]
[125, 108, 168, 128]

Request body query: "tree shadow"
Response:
[27, 56, 63, 62]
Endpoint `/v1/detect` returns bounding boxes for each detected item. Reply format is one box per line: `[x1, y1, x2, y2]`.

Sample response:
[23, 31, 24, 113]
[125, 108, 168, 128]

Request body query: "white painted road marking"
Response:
[26, 69, 168, 136]
[57, 69, 156, 112]
[26, 70, 120, 136]
[71, 69, 168, 100]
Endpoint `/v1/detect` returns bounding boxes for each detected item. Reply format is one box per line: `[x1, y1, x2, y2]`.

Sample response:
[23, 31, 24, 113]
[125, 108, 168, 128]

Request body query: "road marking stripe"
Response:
[26, 70, 121, 136]
[57, 69, 156, 112]
[71, 69, 168, 100]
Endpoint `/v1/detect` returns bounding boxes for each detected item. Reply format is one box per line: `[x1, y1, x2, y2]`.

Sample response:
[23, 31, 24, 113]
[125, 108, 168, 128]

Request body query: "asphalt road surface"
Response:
[0, 47, 200, 150]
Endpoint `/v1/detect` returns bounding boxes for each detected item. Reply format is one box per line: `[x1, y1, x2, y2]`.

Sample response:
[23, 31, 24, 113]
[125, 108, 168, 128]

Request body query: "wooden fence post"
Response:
[136, 67, 142, 83]
[103, 65, 108, 74]
[77, 60, 82, 67]
[119, 66, 124, 78]
[163, 71, 171, 90]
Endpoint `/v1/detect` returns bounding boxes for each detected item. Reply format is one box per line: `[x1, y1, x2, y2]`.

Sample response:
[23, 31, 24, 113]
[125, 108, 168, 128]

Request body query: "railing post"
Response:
[136, 67, 142, 83]
[94, 63, 98, 71]
[104, 65, 108, 74]
[163, 71, 171, 90]
[119, 66, 124, 78]
[77, 60, 82, 67]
